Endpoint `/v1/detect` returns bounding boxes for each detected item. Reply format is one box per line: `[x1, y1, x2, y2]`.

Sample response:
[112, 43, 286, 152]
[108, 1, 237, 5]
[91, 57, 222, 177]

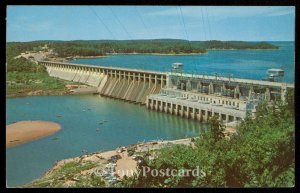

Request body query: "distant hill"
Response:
[200, 40, 279, 50]
[6, 39, 279, 58]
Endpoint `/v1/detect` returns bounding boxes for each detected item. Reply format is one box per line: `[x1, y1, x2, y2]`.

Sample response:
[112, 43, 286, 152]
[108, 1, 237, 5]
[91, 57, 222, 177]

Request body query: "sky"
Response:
[6, 6, 295, 42]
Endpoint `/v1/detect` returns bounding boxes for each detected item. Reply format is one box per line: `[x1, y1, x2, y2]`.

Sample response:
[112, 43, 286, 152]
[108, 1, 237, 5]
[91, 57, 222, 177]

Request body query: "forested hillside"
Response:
[6, 39, 279, 58]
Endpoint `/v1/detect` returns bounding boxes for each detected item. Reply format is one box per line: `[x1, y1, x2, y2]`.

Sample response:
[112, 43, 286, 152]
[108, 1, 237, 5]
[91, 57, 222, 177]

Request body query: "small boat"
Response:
[9, 139, 20, 142]
[262, 68, 284, 82]
[172, 62, 184, 69]
[82, 149, 88, 154]
[56, 115, 62, 118]
[267, 68, 284, 77]
[52, 137, 59, 141]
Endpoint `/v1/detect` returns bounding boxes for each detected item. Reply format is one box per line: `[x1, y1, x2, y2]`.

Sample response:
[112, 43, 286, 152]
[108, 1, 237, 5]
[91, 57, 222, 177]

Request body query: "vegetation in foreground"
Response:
[118, 97, 294, 187]
[23, 161, 106, 188]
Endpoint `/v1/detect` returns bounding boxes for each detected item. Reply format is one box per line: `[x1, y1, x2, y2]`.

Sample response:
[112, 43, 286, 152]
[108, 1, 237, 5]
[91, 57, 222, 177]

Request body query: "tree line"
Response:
[6, 39, 279, 58]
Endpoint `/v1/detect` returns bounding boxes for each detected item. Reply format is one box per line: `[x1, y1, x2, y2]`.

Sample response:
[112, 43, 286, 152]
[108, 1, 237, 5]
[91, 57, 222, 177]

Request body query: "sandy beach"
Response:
[6, 121, 61, 148]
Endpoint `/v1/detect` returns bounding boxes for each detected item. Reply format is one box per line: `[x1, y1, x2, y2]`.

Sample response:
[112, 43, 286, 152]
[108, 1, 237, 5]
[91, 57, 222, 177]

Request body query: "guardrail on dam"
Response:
[39, 60, 294, 124]
[38, 61, 166, 104]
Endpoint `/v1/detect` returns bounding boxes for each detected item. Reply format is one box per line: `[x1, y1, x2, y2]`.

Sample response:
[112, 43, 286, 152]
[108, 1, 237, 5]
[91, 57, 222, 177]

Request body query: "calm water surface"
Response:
[71, 42, 294, 83]
[6, 95, 207, 187]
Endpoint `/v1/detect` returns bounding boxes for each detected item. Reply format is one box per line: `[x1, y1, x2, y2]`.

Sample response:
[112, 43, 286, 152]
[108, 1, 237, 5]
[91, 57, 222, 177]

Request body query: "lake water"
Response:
[6, 95, 207, 187]
[70, 42, 294, 83]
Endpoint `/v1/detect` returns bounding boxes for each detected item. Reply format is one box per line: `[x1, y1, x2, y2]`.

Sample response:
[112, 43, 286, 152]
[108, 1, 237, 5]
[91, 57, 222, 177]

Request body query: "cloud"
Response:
[148, 6, 295, 19]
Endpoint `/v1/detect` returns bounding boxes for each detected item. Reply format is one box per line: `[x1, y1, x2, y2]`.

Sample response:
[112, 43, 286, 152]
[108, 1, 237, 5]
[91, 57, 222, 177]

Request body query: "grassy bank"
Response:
[23, 161, 105, 188]
[6, 58, 76, 97]
[6, 72, 73, 97]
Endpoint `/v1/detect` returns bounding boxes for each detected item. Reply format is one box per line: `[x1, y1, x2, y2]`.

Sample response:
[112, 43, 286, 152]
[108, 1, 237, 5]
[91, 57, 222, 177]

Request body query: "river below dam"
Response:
[6, 95, 207, 187]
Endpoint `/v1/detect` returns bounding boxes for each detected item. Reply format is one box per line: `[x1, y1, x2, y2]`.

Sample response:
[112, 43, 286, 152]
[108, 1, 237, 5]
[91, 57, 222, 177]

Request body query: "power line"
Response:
[178, 6, 189, 41]
[134, 6, 153, 40]
[201, 7, 213, 76]
[89, 6, 117, 40]
[205, 7, 215, 68]
[200, 7, 207, 41]
[177, 6, 197, 75]
[176, 7, 186, 40]
[133, 6, 154, 70]
[205, 7, 213, 41]
[108, 6, 150, 70]
[108, 7, 133, 40]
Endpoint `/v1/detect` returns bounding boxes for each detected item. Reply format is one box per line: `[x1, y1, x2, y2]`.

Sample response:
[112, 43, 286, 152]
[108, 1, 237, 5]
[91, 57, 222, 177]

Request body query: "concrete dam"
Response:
[39, 61, 166, 104]
[39, 60, 294, 124]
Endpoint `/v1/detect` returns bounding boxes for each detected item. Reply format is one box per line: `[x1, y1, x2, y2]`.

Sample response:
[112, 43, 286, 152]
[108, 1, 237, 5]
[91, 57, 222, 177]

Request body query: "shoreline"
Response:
[64, 53, 208, 61]
[47, 48, 278, 62]
[106, 52, 208, 56]
[6, 84, 97, 98]
[65, 55, 107, 60]
[62, 48, 278, 61]
[6, 90, 70, 98]
[24, 137, 195, 187]
[6, 87, 72, 98]
[24, 125, 237, 187]
[6, 121, 61, 148]
[207, 48, 278, 51]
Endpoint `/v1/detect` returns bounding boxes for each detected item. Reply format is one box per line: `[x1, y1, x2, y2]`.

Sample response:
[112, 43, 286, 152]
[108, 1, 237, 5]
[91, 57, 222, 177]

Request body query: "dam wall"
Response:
[39, 60, 294, 123]
[146, 89, 248, 123]
[39, 61, 166, 104]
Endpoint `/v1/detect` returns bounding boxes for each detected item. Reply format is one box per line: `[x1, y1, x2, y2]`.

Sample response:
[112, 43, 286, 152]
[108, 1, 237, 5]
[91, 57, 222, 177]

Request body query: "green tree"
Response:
[117, 97, 294, 188]
[208, 116, 225, 142]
